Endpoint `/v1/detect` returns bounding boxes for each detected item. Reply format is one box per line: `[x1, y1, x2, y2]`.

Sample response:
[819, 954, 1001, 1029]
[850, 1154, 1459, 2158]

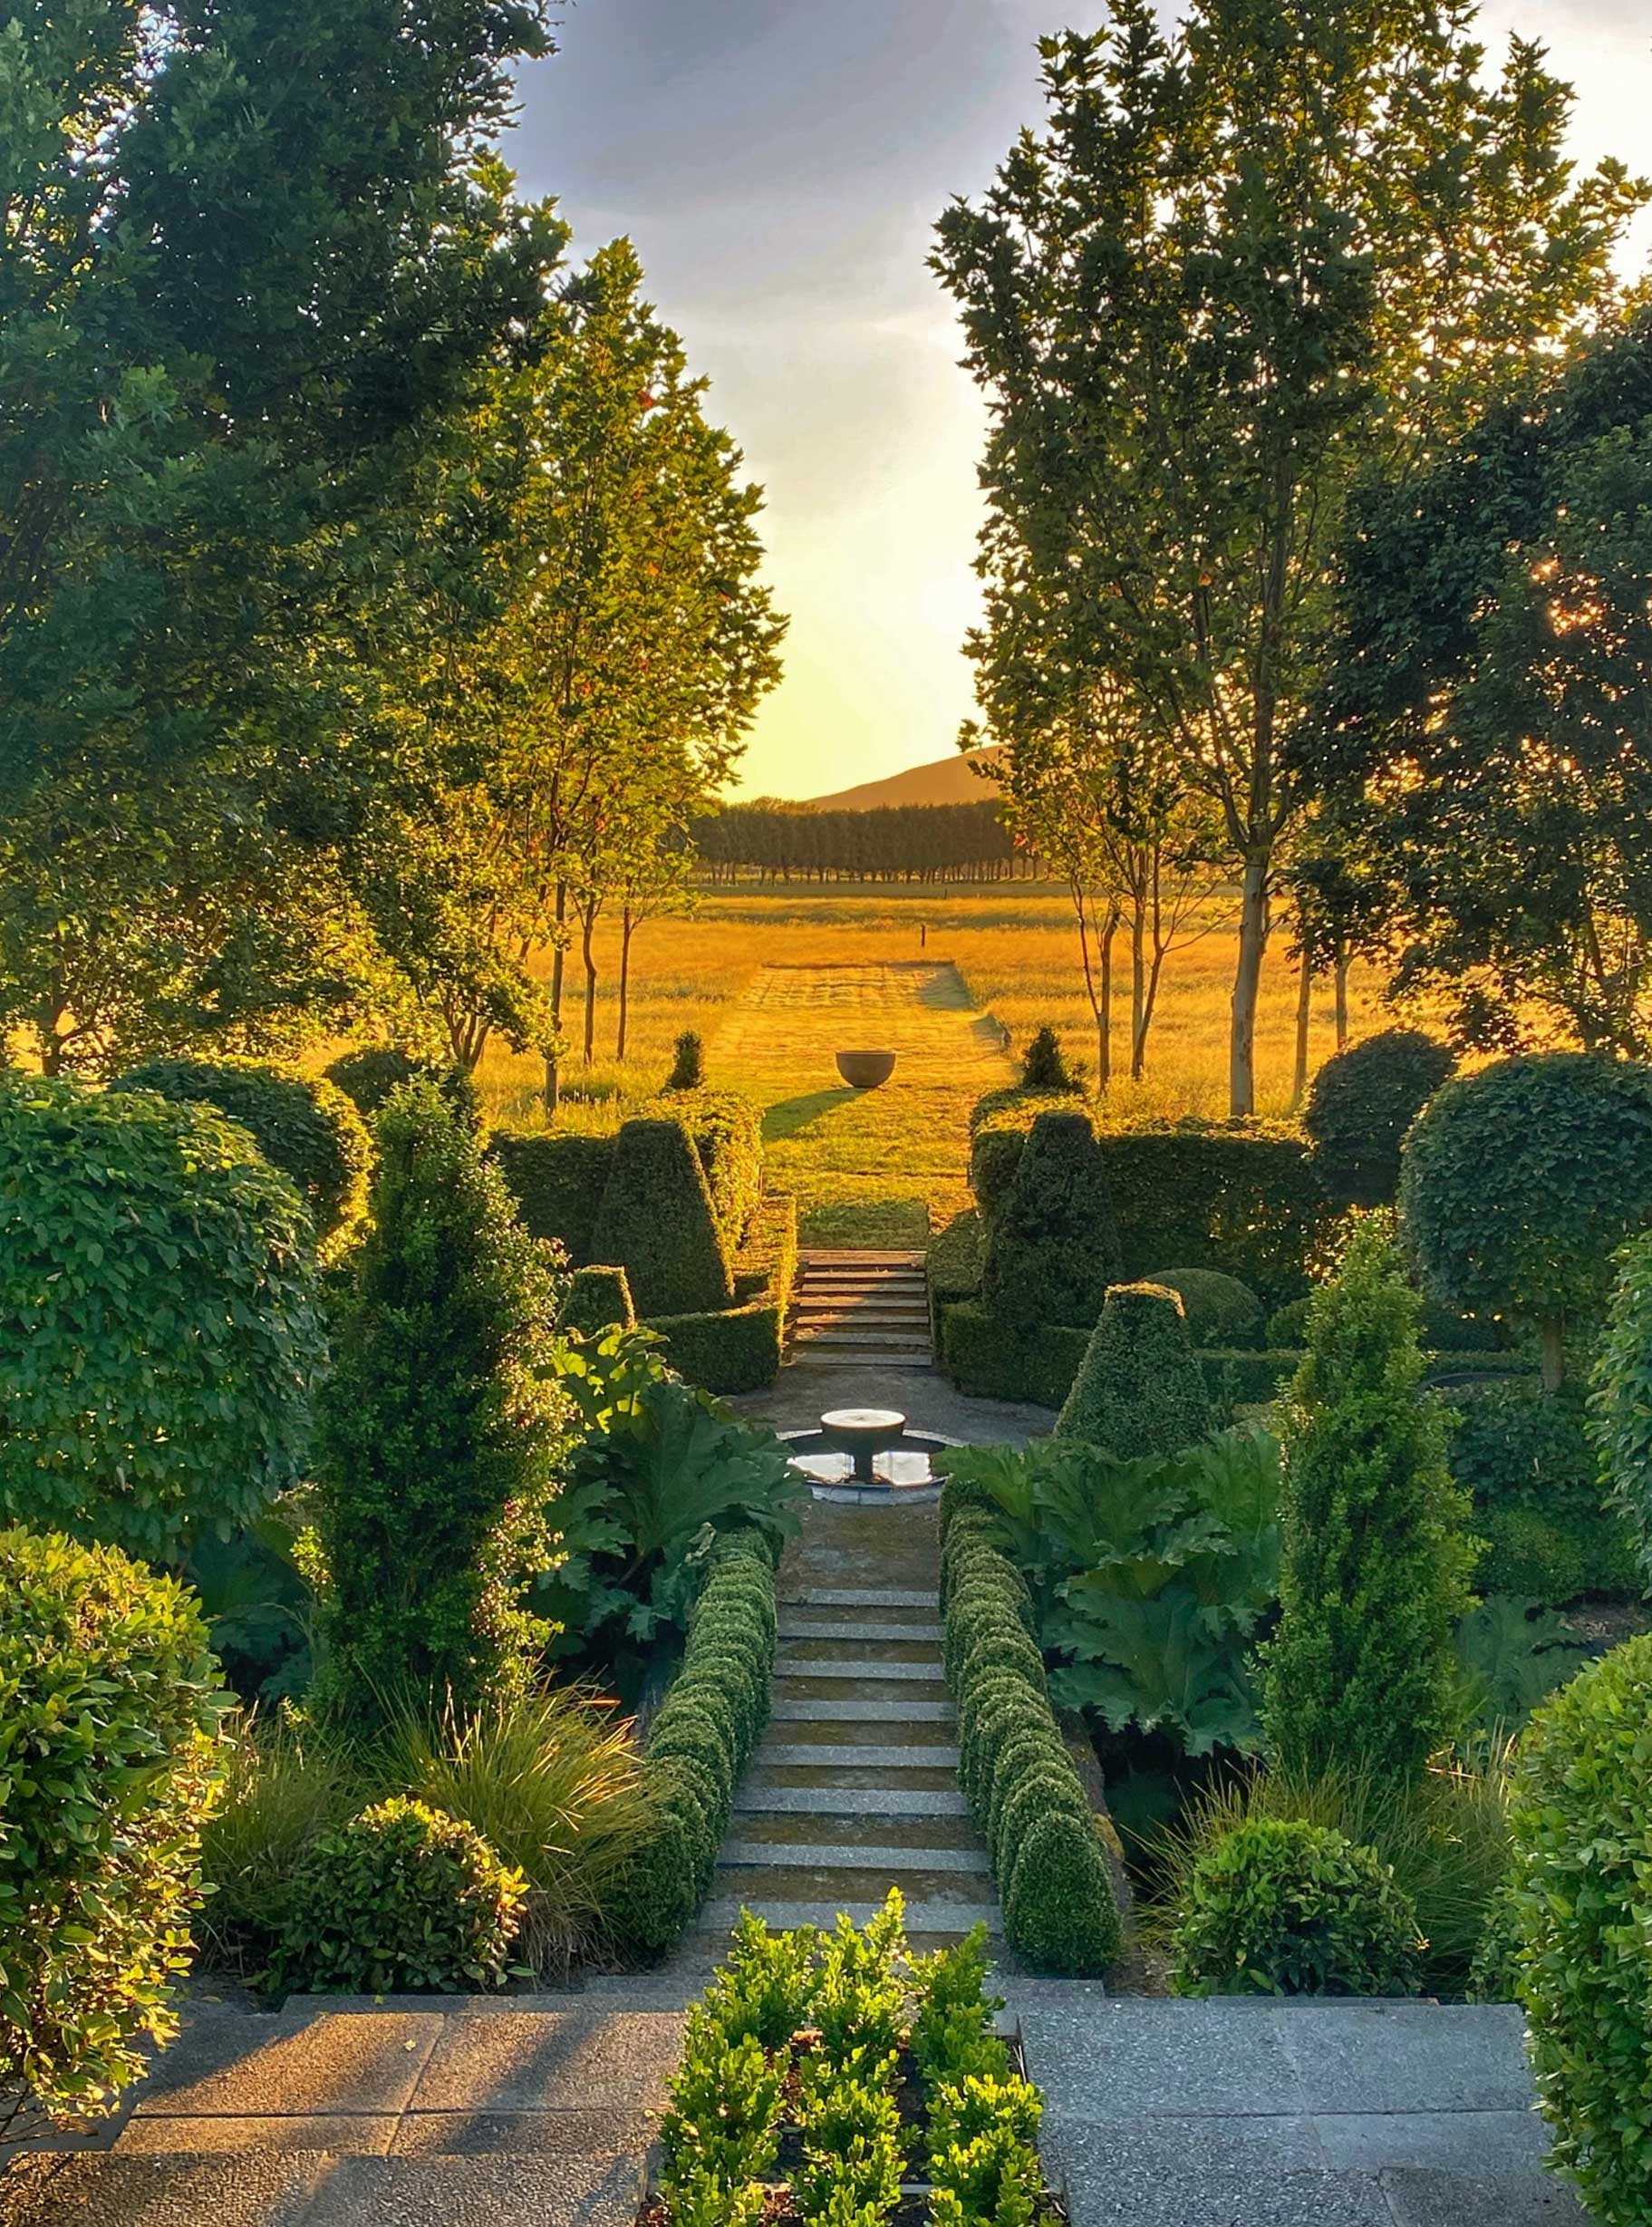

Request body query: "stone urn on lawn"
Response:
[836, 1050, 897, 1089]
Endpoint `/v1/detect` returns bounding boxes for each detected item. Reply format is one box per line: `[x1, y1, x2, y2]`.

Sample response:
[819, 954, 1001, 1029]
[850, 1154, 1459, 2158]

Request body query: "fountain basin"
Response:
[782, 1409, 961, 1504]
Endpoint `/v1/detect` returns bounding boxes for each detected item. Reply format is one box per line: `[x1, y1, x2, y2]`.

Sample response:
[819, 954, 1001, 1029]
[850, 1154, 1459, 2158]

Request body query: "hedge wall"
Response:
[647, 1192, 797, 1394]
[591, 1118, 734, 1318]
[487, 1132, 617, 1263]
[939, 1498, 1120, 1975]
[928, 1208, 984, 1349]
[639, 1089, 762, 1253]
[608, 1531, 778, 1958]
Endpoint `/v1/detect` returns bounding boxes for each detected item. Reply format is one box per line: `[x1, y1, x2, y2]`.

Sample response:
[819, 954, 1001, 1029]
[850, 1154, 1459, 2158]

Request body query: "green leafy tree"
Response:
[314, 1083, 573, 1719]
[933, 3, 1645, 1113]
[1262, 1221, 1477, 1783]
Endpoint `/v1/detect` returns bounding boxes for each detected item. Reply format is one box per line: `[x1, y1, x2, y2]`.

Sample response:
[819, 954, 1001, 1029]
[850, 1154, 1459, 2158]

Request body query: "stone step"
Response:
[778, 1617, 944, 1643]
[775, 1657, 944, 1683]
[784, 1588, 938, 1609]
[787, 1353, 937, 1370]
[733, 1786, 969, 1818]
[770, 1697, 955, 1723]
[796, 1307, 932, 1325]
[799, 1251, 926, 1267]
[792, 1329, 932, 1348]
[756, 1743, 962, 1769]
[700, 1897, 1000, 1935]
[720, 1842, 992, 1875]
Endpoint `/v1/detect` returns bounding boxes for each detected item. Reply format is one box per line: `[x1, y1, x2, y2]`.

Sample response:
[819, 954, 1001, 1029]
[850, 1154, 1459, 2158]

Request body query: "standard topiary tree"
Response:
[0, 1071, 324, 1563]
[1055, 1282, 1214, 1456]
[1304, 1029, 1454, 1206]
[314, 1081, 573, 1721]
[590, 1116, 734, 1318]
[0, 1528, 227, 2141]
[1261, 1220, 1477, 1784]
[1139, 1268, 1266, 1349]
[1399, 1052, 1652, 1389]
[1022, 1024, 1079, 1092]
[982, 1109, 1121, 1332]
[115, 1054, 373, 1255]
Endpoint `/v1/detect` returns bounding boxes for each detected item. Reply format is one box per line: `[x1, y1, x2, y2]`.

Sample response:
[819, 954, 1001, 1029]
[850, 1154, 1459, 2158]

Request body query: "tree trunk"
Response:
[1334, 953, 1350, 1051]
[1099, 900, 1118, 1094]
[616, 906, 635, 1060]
[543, 878, 567, 1114]
[581, 904, 597, 1066]
[1291, 952, 1313, 1109]
[1541, 1316, 1566, 1394]
[1130, 895, 1147, 1084]
[1230, 853, 1270, 1118]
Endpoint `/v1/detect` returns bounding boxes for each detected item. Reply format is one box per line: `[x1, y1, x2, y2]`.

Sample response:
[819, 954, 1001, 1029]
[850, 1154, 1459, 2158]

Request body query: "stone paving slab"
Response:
[757, 1742, 963, 1767]
[1315, 2110, 1550, 2172]
[408, 2011, 684, 2114]
[115, 2117, 397, 2157]
[1058, 2164, 1397, 2226]
[783, 1587, 935, 1608]
[1276, 2003, 1534, 2116]
[0, 2153, 328, 2227]
[389, 2106, 653, 2159]
[774, 1656, 944, 1681]
[778, 1617, 944, 1641]
[720, 1839, 990, 1874]
[1024, 1999, 1303, 2119]
[1380, 2167, 1589, 2223]
[298, 2154, 641, 2227]
[700, 1896, 1001, 1932]
[769, 1696, 954, 1722]
[130, 2010, 444, 2119]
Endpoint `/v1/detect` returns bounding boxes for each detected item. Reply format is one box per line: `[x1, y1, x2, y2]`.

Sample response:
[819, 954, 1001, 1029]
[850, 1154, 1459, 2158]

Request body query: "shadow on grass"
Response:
[763, 1088, 856, 1142]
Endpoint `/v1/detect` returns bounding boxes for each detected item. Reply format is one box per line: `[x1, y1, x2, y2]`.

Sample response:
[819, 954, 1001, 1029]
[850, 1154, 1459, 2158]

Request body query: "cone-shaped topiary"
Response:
[1055, 1282, 1214, 1455]
[666, 1030, 705, 1092]
[557, 1264, 636, 1336]
[1261, 1218, 1478, 1784]
[591, 1117, 734, 1318]
[982, 1109, 1121, 1332]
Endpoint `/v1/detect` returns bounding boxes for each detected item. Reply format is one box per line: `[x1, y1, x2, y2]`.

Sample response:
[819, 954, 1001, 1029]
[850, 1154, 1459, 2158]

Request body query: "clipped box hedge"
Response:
[927, 1207, 984, 1348]
[487, 1132, 616, 1263]
[642, 1088, 763, 1252]
[651, 1191, 797, 1395]
[938, 1491, 1120, 1975]
[609, 1531, 778, 1959]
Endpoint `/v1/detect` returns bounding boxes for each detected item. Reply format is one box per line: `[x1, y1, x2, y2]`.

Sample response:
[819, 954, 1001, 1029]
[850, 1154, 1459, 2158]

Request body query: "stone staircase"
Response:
[702, 1583, 998, 1943]
[787, 1250, 934, 1371]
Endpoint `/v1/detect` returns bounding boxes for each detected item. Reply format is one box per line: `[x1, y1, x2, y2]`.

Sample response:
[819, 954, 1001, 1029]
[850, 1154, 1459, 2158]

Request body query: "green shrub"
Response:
[981, 1109, 1121, 1333]
[1056, 1282, 1214, 1456]
[1171, 1817, 1422, 1998]
[1267, 1296, 1312, 1347]
[1198, 1348, 1302, 1411]
[732, 1191, 798, 1310]
[1103, 1121, 1335, 1307]
[1304, 1029, 1455, 1207]
[0, 1529, 227, 2139]
[1022, 1024, 1080, 1091]
[938, 1302, 1087, 1409]
[1140, 1267, 1266, 1349]
[315, 1082, 572, 1721]
[967, 1092, 1088, 1222]
[1507, 1634, 1652, 2223]
[1592, 1226, 1652, 1589]
[1401, 1052, 1652, 1388]
[650, 1296, 784, 1395]
[272, 1796, 527, 1995]
[115, 1055, 372, 1254]
[0, 1071, 324, 1562]
[197, 1719, 356, 1974]
[639, 1089, 763, 1250]
[1003, 1812, 1122, 1974]
[558, 1264, 636, 1337]
[927, 1207, 983, 1345]
[324, 1044, 431, 1117]
[1262, 1221, 1477, 1784]
[591, 1116, 734, 1318]
[487, 1131, 617, 1262]
[666, 1030, 705, 1092]
[1451, 1381, 1634, 1602]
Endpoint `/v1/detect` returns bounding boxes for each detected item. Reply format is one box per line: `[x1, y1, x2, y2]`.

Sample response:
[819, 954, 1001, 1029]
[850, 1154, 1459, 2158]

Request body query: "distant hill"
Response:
[804, 749, 1001, 812]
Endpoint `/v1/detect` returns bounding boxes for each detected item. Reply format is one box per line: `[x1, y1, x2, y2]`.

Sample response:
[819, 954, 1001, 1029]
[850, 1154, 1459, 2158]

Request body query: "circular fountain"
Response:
[781, 1408, 960, 1503]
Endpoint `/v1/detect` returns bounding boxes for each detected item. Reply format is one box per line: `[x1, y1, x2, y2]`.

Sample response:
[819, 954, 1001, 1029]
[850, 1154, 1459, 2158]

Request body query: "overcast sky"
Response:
[511, 3, 1652, 800]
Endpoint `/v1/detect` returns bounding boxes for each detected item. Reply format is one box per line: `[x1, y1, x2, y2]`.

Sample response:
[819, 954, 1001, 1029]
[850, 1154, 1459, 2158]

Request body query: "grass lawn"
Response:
[475, 886, 1390, 1246]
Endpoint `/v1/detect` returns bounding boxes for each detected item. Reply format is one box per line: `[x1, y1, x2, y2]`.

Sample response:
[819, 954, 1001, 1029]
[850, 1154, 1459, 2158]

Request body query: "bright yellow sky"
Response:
[515, 3, 1652, 802]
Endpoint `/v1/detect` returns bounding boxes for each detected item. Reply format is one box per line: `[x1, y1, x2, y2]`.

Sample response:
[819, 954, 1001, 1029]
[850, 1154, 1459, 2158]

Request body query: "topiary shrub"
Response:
[591, 1117, 734, 1320]
[1102, 1122, 1334, 1307]
[639, 1089, 763, 1250]
[558, 1264, 637, 1337]
[1508, 1633, 1652, 2223]
[314, 1081, 572, 1722]
[1022, 1024, 1079, 1092]
[487, 1131, 617, 1262]
[0, 1071, 324, 1563]
[1262, 1221, 1478, 1785]
[115, 1054, 372, 1254]
[1055, 1283, 1214, 1456]
[1451, 1381, 1635, 1603]
[271, 1796, 527, 1996]
[0, 1528, 227, 2140]
[1140, 1268, 1266, 1350]
[1401, 1053, 1652, 1389]
[1304, 1029, 1455, 1207]
[666, 1031, 705, 1092]
[982, 1109, 1122, 1333]
[1171, 1817, 1422, 1998]
[324, 1044, 430, 1117]
[1592, 1227, 1652, 1592]
[1003, 1811, 1122, 1975]
[1265, 1296, 1313, 1348]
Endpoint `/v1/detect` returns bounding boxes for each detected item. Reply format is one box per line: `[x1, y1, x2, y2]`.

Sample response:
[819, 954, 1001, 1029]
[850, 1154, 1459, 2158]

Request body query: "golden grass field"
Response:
[478, 888, 1390, 1246]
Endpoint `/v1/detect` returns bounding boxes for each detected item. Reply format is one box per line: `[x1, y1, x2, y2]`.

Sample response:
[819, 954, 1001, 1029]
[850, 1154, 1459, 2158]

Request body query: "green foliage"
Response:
[1303, 1030, 1455, 1208]
[638, 1088, 763, 1250]
[272, 1796, 526, 1997]
[703, 1911, 821, 2048]
[1139, 1268, 1265, 1350]
[1451, 1382, 1635, 1603]
[1507, 1633, 1652, 2225]
[1102, 1126, 1335, 1306]
[660, 2011, 784, 2192]
[926, 2073, 1046, 2225]
[116, 1055, 372, 1254]
[731, 1189, 798, 1307]
[981, 1109, 1121, 1333]
[1401, 1054, 1652, 1379]
[940, 1302, 1089, 1409]
[487, 1131, 617, 1261]
[1455, 1596, 1589, 1739]
[1022, 1025, 1079, 1092]
[314, 1082, 572, 1720]
[911, 1929, 1009, 2092]
[650, 1295, 787, 1395]
[0, 1529, 227, 2140]
[557, 1264, 637, 1338]
[1593, 1226, 1652, 1590]
[667, 1029, 706, 1092]
[591, 1115, 734, 1317]
[1263, 1221, 1479, 1784]
[196, 1718, 358, 1976]
[967, 1091, 1088, 1224]
[0, 1070, 324, 1562]
[1056, 1282, 1215, 1456]
[324, 1046, 433, 1118]
[1171, 1817, 1422, 1999]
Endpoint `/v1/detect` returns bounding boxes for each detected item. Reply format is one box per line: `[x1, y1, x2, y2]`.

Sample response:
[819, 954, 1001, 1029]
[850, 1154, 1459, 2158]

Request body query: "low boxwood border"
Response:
[607, 1531, 778, 1959]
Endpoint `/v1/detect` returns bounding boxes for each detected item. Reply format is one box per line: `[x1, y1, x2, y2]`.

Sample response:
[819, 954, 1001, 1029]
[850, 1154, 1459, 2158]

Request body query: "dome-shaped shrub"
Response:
[1305, 1029, 1455, 1206]
[1139, 1268, 1265, 1350]
[1172, 1817, 1422, 1998]
[1056, 1282, 1213, 1457]
[272, 1796, 527, 1995]
[116, 1055, 372, 1253]
[324, 1044, 430, 1117]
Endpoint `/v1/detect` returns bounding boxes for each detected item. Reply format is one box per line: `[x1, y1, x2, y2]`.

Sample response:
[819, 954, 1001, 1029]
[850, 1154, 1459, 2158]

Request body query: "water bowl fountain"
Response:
[781, 1407, 961, 1504]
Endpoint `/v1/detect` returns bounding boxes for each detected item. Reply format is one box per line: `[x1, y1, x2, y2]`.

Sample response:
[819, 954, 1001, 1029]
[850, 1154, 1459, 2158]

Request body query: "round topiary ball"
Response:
[1139, 1268, 1266, 1350]
[272, 1796, 527, 1995]
[1305, 1029, 1455, 1207]
[1171, 1817, 1422, 1998]
[116, 1055, 372, 1254]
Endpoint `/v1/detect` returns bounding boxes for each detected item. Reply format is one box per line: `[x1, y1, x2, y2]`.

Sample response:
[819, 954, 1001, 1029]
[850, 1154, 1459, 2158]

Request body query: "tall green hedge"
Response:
[488, 1131, 617, 1263]
[1104, 1123, 1334, 1306]
[558, 1264, 636, 1337]
[591, 1117, 735, 1319]
[639, 1089, 763, 1251]
[0, 1528, 227, 2139]
[982, 1109, 1122, 1333]
[116, 1054, 372, 1254]
[1056, 1282, 1215, 1455]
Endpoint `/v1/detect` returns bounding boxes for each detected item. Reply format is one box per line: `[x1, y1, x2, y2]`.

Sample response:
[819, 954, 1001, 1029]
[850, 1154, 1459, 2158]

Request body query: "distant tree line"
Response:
[693, 799, 1039, 885]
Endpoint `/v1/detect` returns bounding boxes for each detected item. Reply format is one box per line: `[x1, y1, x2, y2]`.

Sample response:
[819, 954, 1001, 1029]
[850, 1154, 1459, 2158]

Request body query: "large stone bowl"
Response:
[836, 1049, 897, 1089]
